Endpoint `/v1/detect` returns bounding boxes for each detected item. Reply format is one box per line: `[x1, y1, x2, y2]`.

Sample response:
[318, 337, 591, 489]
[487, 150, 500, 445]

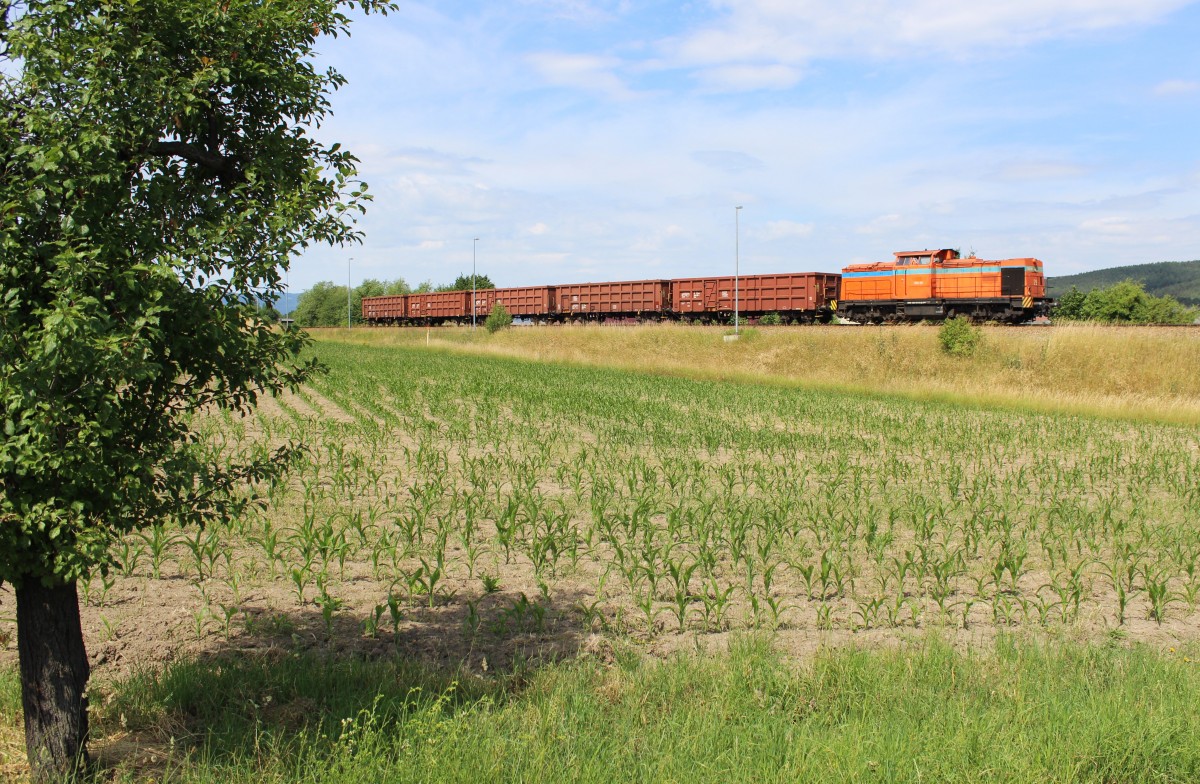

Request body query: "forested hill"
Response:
[1048, 260, 1200, 305]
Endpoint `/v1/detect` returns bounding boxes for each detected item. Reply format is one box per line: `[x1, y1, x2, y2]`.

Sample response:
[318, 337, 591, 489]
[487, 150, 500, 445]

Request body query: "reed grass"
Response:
[319, 323, 1200, 424]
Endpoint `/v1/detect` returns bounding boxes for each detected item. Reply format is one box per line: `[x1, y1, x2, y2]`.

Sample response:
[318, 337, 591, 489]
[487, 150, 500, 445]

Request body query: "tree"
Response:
[0, 1, 391, 779]
[352, 278, 384, 326]
[294, 281, 351, 327]
[437, 273, 495, 292]
[294, 278, 409, 327]
[384, 278, 412, 296]
[1053, 286, 1086, 320]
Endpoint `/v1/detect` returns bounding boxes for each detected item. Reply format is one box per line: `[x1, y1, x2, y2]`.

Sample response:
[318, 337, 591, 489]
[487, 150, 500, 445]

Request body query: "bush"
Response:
[294, 281, 350, 327]
[1053, 286, 1086, 320]
[1053, 280, 1199, 324]
[484, 303, 512, 333]
[758, 312, 783, 326]
[938, 316, 982, 357]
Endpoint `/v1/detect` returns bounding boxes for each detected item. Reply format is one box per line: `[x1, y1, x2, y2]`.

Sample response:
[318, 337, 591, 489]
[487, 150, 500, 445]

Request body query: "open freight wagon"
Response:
[361, 272, 841, 325]
[671, 273, 840, 322]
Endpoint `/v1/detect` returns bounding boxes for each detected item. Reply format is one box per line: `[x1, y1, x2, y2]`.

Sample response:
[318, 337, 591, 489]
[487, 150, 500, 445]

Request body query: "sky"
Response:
[290, 0, 1200, 292]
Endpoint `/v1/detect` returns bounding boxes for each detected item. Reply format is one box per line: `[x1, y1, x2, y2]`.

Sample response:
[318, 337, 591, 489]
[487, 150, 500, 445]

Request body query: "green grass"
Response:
[0, 667, 17, 715]
[0, 666, 22, 771]
[58, 637, 1200, 782]
[319, 322, 1200, 425]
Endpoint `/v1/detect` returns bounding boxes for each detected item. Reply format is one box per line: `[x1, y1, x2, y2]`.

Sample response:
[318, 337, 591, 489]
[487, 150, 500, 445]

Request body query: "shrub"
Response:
[485, 303, 513, 333]
[758, 312, 783, 326]
[1053, 286, 1086, 320]
[938, 316, 982, 357]
[1054, 280, 1199, 324]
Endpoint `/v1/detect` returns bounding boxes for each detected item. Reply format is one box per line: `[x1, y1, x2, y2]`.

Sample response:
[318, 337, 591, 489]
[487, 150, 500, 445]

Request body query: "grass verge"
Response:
[316, 323, 1200, 425]
[4, 637, 1196, 782]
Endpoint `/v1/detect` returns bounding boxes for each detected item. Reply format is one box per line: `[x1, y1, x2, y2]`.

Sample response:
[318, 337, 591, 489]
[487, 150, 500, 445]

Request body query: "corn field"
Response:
[48, 341, 1200, 667]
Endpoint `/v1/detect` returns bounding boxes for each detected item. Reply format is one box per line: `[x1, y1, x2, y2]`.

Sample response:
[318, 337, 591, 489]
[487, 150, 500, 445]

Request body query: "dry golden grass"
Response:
[316, 323, 1200, 424]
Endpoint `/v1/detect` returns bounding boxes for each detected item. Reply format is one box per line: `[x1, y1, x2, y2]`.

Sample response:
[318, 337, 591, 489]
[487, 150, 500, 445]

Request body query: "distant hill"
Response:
[1048, 260, 1200, 306]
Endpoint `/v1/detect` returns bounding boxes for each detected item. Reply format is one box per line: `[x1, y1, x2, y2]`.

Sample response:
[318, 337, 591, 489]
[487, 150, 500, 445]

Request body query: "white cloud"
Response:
[526, 52, 634, 97]
[527, 222, 550, 235]
[691, 150, 765, 172]
[664, 0, 1193, 72]
[855, 214, 914, 235]
[1080, 216, 1136, 236]
[758, 220, 814, 241]
[695, 63, 801, 92]
[997, 160, 1088, 181]
[631, 224, 689, 252]
[1153, 79, 1200, 96]
[516, 0, 629, 23]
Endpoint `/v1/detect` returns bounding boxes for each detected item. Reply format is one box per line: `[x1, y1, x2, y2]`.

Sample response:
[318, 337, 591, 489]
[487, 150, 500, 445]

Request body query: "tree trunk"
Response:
[16, 579, 91, 783]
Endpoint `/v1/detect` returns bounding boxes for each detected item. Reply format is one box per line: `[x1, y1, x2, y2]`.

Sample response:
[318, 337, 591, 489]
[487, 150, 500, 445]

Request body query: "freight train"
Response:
[361, 249, 1052, 326]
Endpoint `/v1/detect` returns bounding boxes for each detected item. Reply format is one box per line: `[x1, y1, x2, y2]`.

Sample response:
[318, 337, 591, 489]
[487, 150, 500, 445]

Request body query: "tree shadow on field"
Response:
[89, 586, 602, 777]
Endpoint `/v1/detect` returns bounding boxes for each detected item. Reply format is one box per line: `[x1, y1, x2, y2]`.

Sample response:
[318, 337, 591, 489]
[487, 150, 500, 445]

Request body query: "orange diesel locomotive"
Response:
[837, 249, 1051, 324]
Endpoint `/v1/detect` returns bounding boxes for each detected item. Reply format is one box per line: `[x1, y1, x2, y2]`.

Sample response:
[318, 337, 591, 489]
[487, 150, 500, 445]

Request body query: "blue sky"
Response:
[291, 0, 1200, 291]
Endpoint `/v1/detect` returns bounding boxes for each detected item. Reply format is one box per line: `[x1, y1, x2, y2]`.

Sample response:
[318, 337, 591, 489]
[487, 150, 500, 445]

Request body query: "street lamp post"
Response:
[472, 237, 479, 331]
[347, 256, 353, 329]
[735, 206, 742, 335]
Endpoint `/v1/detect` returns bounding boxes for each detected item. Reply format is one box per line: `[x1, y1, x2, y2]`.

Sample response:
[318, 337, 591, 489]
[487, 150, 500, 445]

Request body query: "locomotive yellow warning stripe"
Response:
[831, 300, 837, 310]
[1022, 296, 1032, 309]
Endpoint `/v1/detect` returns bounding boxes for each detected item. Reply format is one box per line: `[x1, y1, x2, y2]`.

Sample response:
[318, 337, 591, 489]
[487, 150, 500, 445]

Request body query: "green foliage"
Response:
[352, 278, 412, 325]
[356, 278, 387, 300]
[1054, 286, 1087, 320]
[1053, 280, 1198, 324]
[938, 316, 982, 357]
[758, 312, 783, 326]
[1049, 260, 1200, 306]
[484, 303, 513, 333]
[294, 279, 411, 327]
[1081, 280, 1150, 322]
[295, 282, 352, 328]
[0, 0, 392, 590]
[437, 273, 495, 292]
